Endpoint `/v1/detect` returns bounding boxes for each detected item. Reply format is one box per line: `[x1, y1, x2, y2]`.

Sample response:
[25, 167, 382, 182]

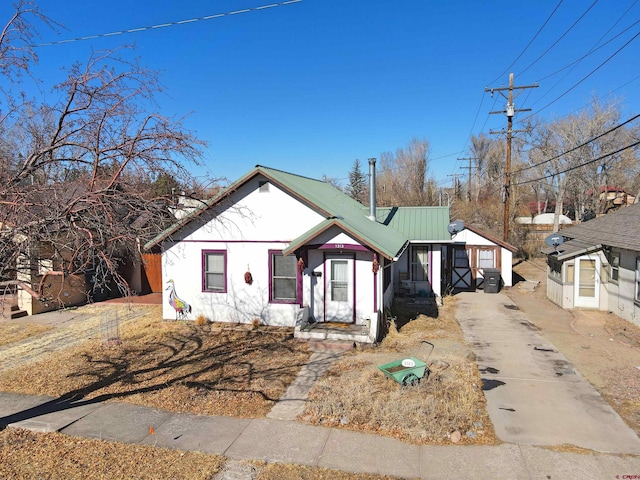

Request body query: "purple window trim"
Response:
[373, 265, 378, 313]
[177, 239, 292, 244]
[352, 256, 356, 323]
[268, 250, 299, 305]
[202, 249, 227, 293]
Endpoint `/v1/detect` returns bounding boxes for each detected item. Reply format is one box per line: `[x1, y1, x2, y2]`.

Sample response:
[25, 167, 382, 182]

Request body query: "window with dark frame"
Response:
[203, 250, 226, 292]
[411, 246, 429, 281]
[548, 258, 562, 282]
[454, 248, 469, 268]
[383, 257, 391, 290]
[270, 251, 297, 303]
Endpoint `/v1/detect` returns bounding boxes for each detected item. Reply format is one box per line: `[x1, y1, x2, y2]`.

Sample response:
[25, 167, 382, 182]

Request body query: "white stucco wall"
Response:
[162, 178, 325, 326]
[161, 177, 383, 328]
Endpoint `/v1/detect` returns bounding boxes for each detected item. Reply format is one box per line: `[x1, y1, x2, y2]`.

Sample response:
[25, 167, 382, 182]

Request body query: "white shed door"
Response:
[574, 256, 600, 308]
[324, 255, 354, 323]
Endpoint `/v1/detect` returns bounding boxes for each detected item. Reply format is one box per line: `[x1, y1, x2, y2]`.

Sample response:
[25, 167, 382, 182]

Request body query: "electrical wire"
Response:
[32, 1, 302, 47]
[517, 0, 599, 77]
[536, 15, 639, 83]
[512, 140, 640, 187]
[488, 0, 563, 85]
[511, 113, 640, 176]
[521, 27, 640, 121]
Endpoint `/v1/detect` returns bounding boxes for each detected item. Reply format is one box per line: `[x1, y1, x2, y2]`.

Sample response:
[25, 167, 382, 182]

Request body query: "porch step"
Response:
[303, 339, 356, 353]
[10, 309, 28, 319]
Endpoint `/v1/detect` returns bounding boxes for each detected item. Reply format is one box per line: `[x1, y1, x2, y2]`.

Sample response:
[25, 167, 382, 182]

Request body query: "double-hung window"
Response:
[411, 246, 429, 281]
[478, 249, 495, 269]
[270, 251, 297, 303]
[609, 251, 620, 283]
[203, 250, 226, 292]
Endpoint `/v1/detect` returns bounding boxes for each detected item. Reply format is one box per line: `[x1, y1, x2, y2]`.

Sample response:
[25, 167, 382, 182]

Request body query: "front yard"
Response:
[0, 298, 493, 445]
[299, 299, 496, 445]
[0, 312, 311, 418]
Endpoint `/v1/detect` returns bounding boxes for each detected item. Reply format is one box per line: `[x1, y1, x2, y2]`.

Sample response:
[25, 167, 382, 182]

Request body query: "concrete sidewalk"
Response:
[1, 391, 639, 479]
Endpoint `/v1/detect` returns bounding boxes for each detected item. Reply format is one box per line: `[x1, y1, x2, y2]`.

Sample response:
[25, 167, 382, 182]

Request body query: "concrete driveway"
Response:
[455, 290, 640, 454]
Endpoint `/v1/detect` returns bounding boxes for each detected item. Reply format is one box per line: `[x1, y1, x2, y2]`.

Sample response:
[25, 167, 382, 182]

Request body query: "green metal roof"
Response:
[146, 165, 411, 259]
[376, 206, 451, 242]
[257, 166, 409, 259]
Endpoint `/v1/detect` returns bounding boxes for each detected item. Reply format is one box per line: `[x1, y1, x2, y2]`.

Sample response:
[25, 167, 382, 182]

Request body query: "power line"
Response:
[488, 0, 563, 85]
[517, 0, 599, 77]
[32, 1, 302, 47]
[512, 140, 640, 187]
[536, 14, 639, 83]
[521, 27, 640, 121]
[528, 14, 640, 112]
[512, 113, 640, 176]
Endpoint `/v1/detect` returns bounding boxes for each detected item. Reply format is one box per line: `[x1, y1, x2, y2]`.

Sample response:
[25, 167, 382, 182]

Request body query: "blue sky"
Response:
[4, 0, 640, 189]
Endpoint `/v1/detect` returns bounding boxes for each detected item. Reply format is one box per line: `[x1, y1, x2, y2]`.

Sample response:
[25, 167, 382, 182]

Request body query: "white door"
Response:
[324, 255, 354, 323]
[574, 256, 600, 308]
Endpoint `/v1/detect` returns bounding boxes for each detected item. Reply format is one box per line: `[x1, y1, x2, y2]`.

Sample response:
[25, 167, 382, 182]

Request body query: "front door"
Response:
[574, 256, 600, 308]
[324, 254, 355, 323]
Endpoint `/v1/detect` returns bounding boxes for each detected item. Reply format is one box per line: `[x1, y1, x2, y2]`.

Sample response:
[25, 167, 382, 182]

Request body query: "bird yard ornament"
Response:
[166, 279, 192, 320]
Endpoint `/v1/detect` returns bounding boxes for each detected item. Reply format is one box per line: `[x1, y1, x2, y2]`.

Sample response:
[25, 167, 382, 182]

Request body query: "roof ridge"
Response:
[255, 165, 324, 183]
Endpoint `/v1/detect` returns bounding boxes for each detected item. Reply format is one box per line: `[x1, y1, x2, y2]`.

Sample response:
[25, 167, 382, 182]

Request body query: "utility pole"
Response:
[447, 173, 462, 200]
[457, 157, 476, 201]
[485, 73, 538, 242]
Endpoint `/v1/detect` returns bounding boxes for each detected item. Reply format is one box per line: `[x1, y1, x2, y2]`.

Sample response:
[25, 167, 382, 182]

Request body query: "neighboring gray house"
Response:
[542, 203, 640, 327]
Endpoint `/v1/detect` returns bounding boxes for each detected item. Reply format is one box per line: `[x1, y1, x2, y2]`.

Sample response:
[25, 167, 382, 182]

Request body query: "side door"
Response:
[574, 255, 600, 308]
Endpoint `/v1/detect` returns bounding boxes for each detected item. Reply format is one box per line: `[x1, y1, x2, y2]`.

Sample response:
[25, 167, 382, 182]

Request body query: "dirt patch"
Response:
[0, 428, 225, 480]
[299, 300, 497, 445]
[0, 317, 311, 418]
[507, 258, 640, 436]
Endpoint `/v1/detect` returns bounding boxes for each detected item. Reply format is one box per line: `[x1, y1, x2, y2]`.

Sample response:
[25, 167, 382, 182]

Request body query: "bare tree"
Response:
[376, 138, 436, 206]
[527, 97, 636, 231]
[0, 4, 205, 304]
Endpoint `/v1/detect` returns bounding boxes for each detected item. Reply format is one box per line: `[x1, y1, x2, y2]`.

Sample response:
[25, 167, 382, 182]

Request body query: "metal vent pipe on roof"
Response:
[368, 157, 376, 221]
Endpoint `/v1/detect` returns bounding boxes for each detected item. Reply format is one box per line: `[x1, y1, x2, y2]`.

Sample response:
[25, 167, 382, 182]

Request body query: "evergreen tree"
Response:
[346, 158, 368, 204]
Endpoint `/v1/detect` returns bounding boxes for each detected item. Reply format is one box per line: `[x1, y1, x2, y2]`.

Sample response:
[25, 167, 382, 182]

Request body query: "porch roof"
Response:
[376, 206, 451, 242]
[282, 217, 407, 260]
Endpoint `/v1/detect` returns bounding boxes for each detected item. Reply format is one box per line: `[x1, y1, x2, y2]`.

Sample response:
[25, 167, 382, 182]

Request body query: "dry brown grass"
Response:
[299, 300, 496, 445]
[0, 318, 312, 418]
[257, 462, 404, 479]
[0, 428, 225, 480]
[0, 322, 53, 347]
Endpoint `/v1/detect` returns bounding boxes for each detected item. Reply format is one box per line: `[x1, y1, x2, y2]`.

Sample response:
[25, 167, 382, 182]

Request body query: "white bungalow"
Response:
[146, 163, 514, 343]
